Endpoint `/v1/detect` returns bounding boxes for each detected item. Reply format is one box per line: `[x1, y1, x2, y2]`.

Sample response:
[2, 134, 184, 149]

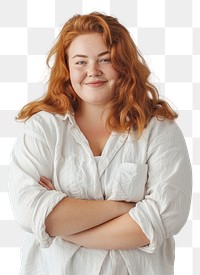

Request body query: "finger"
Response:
[40, 176, 52, 183]
[38, 180, 52, 190]
[39, 176, 55, 190]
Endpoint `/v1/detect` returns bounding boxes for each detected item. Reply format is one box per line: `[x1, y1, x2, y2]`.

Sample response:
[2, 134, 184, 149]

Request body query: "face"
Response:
[68, 33, 119, 110]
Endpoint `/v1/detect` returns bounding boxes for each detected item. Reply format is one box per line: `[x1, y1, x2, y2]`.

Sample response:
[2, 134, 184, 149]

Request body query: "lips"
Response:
[84, 80, 107, 87]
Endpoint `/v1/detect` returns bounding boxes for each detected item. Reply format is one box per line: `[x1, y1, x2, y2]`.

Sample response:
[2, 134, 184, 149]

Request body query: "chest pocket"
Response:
[106, 163, 148, 202]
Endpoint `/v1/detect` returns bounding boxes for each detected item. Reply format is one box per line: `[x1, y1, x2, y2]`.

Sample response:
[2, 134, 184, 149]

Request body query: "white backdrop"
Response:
[0, 0, 199, 274]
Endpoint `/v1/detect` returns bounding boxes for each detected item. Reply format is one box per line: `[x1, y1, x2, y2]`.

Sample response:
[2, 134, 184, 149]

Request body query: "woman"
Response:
[9, 12, 192, 274]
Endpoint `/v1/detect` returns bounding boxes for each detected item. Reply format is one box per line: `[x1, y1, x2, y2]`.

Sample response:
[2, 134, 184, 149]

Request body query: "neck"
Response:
[75, 103, 110, 133]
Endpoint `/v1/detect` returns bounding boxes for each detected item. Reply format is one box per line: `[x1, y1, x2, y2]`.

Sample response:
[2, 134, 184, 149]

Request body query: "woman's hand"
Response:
[38, 175, 136, 241]
[38, 176, 55, 191]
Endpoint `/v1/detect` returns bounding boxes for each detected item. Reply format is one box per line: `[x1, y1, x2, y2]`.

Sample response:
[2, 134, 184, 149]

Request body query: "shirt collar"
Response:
[55, 112, 75, 124]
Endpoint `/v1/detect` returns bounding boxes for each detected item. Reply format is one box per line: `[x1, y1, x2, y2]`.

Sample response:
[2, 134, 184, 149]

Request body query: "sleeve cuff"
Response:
[129, 200, 166, 253]
[32, 190, 67, 248]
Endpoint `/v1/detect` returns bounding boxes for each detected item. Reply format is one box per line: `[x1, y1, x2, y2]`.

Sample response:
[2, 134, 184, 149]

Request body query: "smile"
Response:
[84, 81, 107, 88]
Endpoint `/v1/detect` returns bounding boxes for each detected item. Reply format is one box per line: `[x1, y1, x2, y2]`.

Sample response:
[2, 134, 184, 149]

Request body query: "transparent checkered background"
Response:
[0, 0, 199, 274]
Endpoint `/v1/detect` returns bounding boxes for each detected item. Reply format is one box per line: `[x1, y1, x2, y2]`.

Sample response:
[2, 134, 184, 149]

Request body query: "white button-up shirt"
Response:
[9, 111, 192, 275]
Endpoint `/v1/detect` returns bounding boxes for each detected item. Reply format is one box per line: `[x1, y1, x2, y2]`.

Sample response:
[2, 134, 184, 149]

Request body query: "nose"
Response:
[87, 62, 102, 77]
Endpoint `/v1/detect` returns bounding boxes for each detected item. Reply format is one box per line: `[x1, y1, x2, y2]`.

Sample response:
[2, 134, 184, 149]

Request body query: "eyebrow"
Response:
[72, 51, 110, 59]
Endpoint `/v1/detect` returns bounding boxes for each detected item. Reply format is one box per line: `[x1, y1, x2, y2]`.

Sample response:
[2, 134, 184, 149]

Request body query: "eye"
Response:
[75, 60, 87, 65]
[99, 58, 111, 63]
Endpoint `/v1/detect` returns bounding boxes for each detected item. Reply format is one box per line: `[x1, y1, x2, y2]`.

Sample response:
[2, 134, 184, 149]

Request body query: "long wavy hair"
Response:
[17, 12, 178, 135]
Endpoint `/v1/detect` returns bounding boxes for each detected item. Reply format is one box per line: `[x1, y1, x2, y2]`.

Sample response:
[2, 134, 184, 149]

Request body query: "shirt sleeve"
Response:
[8, 115, 67, 248]
[129, 120, 192, 253]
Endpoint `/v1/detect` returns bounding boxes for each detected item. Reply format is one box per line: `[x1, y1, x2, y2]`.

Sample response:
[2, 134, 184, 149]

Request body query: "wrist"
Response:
[114, 201, 135, 215]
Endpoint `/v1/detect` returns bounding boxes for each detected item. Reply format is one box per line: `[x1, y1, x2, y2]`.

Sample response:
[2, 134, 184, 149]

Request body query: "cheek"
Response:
[105, 67, 119, 80]
[112, 70, 119, 80]
[70, 69, 85, 85]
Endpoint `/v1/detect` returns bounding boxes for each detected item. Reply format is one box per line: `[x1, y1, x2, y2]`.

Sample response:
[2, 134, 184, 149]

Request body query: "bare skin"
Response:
[39, 176, 135, 236]
[39, 177, 150, 250]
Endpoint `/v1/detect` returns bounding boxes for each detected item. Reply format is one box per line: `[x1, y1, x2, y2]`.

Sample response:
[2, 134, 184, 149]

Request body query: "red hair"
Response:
[17, 12, 178, 135]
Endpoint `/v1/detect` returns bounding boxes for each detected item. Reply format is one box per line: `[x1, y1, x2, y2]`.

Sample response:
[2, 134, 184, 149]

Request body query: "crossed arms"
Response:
[39, 176, 150, 250]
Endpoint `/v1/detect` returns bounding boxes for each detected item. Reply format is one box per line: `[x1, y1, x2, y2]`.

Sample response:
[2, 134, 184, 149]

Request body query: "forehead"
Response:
[68, 33, 108, 56]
